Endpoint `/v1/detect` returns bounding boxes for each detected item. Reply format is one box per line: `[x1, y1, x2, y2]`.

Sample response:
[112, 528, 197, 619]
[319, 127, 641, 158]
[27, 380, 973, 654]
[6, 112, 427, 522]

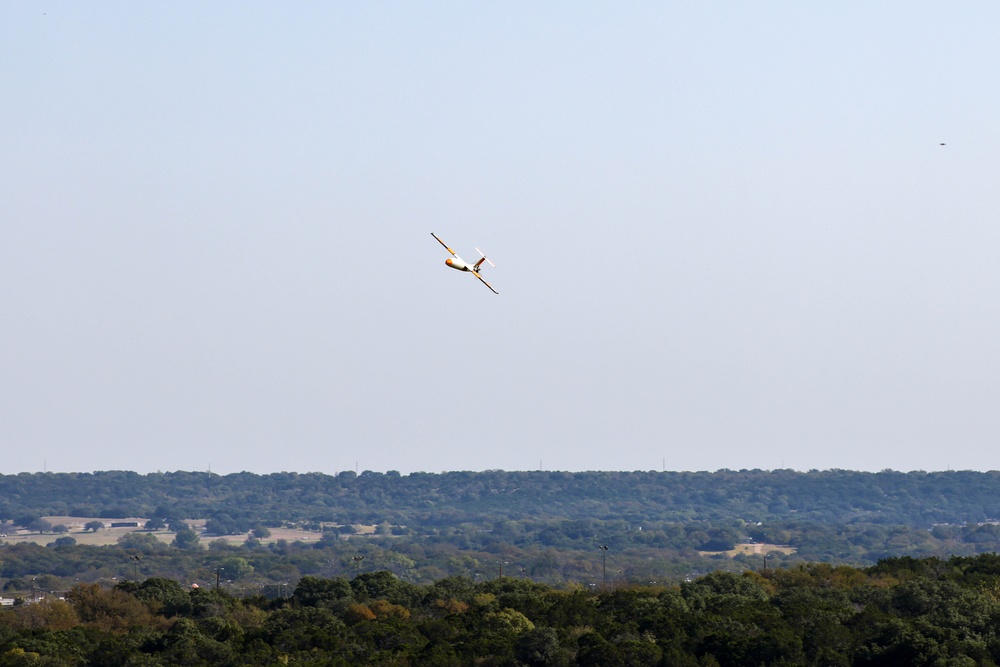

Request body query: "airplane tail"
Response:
[473, 247, 496, 271]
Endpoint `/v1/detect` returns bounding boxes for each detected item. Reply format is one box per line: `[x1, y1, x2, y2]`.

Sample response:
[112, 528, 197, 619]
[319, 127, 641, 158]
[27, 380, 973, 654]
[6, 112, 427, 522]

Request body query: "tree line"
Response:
[6, 469, 1000, 587]
[5, 554, 1000, 665]
[3, 469, 1000, 527]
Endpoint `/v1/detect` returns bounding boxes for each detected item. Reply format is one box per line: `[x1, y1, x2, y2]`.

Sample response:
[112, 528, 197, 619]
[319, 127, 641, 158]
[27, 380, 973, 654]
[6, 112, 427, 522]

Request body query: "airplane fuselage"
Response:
[445, 257, 471, 272]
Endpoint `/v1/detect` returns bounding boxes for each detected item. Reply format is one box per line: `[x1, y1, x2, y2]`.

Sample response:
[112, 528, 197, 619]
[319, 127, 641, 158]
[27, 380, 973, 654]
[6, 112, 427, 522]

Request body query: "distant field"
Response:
[699, 543, 797, 558]
[0, 517, 346, 548]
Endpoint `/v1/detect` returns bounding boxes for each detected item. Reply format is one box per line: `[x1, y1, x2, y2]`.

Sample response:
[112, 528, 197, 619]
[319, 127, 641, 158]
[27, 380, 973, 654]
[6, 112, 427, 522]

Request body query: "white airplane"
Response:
[431, 232, 498, 294]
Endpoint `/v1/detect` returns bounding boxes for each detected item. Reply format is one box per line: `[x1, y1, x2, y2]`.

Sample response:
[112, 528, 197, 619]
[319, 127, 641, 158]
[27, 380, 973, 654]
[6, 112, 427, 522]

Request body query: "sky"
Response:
[3, 2, 999, 475]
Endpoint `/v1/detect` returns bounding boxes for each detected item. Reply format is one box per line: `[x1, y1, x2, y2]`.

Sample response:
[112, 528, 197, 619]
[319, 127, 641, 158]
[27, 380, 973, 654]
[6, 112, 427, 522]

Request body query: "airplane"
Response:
[431, 232, 498, 294]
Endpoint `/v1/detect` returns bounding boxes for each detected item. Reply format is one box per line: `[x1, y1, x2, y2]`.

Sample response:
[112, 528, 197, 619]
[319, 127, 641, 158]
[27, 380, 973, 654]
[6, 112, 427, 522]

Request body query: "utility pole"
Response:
[598, 545, 609, 589]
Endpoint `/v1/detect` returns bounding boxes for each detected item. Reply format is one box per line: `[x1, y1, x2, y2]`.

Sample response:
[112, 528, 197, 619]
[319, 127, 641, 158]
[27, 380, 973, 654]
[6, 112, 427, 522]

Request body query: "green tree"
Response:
[218, 557, 254, 580]
[576, 632, 624, 667]
[167, 519, 189, 533]
[26, 518, 51, 534]
[158, 617, 235, 665]
[258, 607, 347, 653]
[128, 577, 194, 617]
[514, 626, 564, 666]
[292, 576, 353, 608]
[172, 529, 201, 550]
[117, 532, 165, 552]
[144, 517, 166, 531]
[351, 571, 420, 606]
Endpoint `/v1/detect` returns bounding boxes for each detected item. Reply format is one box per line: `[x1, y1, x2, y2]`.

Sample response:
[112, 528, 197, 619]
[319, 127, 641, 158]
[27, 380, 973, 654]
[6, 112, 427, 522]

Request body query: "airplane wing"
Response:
[431, 232, 457, 257]
[472, 270, 499, 295]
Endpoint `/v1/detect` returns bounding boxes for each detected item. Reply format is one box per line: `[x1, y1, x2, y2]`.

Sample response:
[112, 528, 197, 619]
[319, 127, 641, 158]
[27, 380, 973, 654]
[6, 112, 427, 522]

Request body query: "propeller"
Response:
[475, 248, 496, 268]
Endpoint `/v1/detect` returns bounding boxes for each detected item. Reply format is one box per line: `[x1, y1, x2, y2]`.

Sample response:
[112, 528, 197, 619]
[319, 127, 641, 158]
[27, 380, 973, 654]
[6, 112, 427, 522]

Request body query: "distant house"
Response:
[110, 522, 139, 528]
[0, 598, 13, 607]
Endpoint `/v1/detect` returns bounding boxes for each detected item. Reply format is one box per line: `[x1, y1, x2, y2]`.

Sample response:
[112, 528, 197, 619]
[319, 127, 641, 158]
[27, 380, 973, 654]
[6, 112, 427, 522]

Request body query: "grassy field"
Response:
[4, 521, 789, 559]
[0, 517, 331, 547]
[699, 543, 797, 558]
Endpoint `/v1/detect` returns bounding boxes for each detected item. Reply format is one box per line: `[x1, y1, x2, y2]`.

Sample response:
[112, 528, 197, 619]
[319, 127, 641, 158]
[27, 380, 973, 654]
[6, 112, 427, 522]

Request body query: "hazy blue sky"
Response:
[3, 3, 999, 475]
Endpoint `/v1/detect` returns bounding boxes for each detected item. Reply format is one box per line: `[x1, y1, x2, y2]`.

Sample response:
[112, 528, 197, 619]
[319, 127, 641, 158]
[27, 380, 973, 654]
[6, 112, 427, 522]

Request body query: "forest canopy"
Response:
[1, 468, 998, 527]
[5, 555, 1000, 666]
[3, 469, 1000, 591]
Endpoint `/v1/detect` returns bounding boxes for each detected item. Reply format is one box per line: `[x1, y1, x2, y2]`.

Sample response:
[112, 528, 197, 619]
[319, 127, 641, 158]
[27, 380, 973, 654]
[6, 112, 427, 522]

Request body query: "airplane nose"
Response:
[445, 258, 453, 266]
